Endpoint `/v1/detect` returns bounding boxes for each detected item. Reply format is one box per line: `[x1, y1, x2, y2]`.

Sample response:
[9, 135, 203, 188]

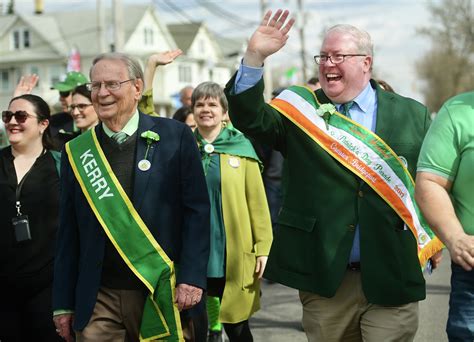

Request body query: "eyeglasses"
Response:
[2, 110, 38, 124]
[69, 103, 93, 112]
[314, 54, 367, 65]
[86, 79, 135, 92]
[59, 91, 71, 98]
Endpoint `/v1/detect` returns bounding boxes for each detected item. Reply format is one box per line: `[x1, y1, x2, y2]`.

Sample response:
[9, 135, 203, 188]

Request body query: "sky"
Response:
[10, 0, 435, 102]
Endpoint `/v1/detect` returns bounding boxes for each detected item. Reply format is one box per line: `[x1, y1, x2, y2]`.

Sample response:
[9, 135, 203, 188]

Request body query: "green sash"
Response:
[66, 129, 183, 341]
[270, 86, 443, 269]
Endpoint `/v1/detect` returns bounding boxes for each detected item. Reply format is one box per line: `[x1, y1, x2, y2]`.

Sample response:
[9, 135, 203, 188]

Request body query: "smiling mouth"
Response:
[326, 73, 342, 82]
[8, 127, 22, 134]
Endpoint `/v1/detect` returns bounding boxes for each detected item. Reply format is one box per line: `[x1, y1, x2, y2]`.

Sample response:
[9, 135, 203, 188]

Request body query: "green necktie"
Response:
[340, 101, 354, 118]
[112, 131, 128, 144]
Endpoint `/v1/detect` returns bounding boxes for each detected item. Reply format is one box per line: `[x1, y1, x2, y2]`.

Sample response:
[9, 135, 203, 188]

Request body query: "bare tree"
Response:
[416, 0, 474, 113]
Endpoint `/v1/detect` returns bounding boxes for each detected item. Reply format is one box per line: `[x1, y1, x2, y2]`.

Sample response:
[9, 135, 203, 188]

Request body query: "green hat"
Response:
[51, 71, 88, 92]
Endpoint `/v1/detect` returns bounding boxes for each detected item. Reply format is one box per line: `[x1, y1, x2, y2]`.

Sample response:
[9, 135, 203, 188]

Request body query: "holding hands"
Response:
[244, 9, 295, 67]
[175, 283, 203, 311]
[53, 313, 74, 342]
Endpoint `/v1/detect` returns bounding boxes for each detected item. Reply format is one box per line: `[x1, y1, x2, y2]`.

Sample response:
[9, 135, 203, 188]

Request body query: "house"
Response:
[0, 4, 240, 116]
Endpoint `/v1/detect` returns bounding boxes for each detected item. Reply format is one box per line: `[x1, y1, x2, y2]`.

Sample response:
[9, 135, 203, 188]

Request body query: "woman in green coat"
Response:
[192, 82, 272, 342]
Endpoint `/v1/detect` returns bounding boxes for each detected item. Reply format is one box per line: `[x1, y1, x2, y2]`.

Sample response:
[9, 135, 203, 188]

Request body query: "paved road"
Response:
[247, 250, 451, 342]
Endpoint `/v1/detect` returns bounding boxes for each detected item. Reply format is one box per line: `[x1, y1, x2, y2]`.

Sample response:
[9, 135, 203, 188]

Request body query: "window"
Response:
[178, 65, 192, 83]
[49, 65, 64, 86]
[11, 29, 31, 50]
[23, 30, 30, 48]
[0, 70, 10, 91]
[13, 31, 20, 50]
[144, 27, 154, 46]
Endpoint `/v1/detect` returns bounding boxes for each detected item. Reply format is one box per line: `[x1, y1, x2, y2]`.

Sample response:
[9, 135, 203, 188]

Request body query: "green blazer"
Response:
[224, 76, 431, 306]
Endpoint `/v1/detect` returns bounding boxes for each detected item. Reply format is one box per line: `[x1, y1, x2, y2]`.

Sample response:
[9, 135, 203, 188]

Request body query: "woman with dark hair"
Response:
[70, 84, 99, 133]
[173, 106, 197, 131]
[0, 94, 62, 341]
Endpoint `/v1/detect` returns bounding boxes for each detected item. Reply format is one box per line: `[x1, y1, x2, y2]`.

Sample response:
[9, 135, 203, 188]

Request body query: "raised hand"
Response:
[143, 49, 183, 92]
[13, 74, 39, 97]
[147, 49, 183, 67]
[244, 9, 295, 67]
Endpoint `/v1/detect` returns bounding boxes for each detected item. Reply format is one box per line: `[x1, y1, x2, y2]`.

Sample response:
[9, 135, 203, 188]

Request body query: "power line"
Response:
[155, 0, 195, 23]
[195, 0, 258, 28]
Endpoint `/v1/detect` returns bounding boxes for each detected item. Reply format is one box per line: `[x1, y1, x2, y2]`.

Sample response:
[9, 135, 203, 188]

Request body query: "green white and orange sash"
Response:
[270, 85, 443, 269]
[66, 129, 183, 341]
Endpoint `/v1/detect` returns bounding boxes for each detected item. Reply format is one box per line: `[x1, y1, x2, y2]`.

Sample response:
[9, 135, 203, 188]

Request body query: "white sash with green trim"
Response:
[270, 86, 443, 269]
[66, 129, 183, 341]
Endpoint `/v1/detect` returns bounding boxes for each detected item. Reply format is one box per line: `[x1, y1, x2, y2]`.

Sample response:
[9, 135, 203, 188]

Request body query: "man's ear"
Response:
[134, 79, 144, 100]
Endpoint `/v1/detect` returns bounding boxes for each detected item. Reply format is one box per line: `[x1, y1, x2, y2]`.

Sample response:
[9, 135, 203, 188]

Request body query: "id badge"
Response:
[12, 215, 32, 242]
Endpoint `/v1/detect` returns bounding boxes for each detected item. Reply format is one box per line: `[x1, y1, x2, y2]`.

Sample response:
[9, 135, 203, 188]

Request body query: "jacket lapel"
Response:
[133, 113, 158, 210]
[373, 80, 397, 143]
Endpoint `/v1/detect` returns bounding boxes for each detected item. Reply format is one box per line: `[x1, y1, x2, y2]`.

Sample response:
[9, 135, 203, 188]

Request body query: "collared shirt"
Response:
[233, 61, 379, 263]
[102, 109, 140, 138]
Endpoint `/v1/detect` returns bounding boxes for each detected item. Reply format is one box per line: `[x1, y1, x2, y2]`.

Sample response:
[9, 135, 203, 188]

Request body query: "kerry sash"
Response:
[270, 86, 443, 269]
[65, 129, 183, 341]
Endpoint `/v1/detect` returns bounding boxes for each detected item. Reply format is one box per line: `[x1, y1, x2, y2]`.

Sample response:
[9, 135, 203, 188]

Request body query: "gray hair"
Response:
[191, 82, 228, 113]
[324, 24, 374, 57]
[90, 52, 144, 80]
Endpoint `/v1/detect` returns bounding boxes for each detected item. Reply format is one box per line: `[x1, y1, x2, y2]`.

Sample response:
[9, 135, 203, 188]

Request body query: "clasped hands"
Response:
[175, 283, 203, 311]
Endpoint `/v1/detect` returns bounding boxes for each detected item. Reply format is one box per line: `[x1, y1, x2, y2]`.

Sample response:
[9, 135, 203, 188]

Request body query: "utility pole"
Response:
[112, 0, 124, 52]
[96, 0, 107, 53]
[297, 0, 307, 82]
[260, 0, 273, 100]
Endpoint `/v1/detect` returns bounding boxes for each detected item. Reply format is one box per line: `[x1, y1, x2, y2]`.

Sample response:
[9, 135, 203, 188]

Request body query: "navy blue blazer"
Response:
[53, 113, 210, 330]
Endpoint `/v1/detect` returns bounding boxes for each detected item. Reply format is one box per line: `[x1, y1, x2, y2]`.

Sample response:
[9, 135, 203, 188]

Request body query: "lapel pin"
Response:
[204, 143, 215, 154]
[228, 157, 240, 168]
[138, 159, 151, 172]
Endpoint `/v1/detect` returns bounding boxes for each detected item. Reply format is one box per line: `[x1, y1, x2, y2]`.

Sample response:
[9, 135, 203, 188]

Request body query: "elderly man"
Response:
[224, 9, 442, 342]
[415, 91, 474, 341]
[52, 52, 210, 341]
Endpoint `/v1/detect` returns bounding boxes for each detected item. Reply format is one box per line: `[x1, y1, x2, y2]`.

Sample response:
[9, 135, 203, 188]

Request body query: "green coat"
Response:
[224, 77, 431, 306]
[219, 154, 272, 323]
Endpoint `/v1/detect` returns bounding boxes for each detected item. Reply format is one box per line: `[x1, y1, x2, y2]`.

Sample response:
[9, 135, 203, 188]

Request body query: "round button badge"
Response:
[138, 159, 151, 172]
[228, 157, 240, 168]
[204, 143, 215, 154]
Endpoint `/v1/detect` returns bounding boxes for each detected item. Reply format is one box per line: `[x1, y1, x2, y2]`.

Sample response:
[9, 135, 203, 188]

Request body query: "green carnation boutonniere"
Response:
[315, 103, 336, 130]
[138, 131, 160, 171]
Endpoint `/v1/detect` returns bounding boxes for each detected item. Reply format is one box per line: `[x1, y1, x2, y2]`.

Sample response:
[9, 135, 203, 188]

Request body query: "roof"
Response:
[167, 22, 202, 53]
[0, 5, 170, 58]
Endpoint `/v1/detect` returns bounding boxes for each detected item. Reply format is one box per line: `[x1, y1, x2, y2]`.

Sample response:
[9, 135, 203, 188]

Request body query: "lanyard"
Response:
[15, 148, 45, 216]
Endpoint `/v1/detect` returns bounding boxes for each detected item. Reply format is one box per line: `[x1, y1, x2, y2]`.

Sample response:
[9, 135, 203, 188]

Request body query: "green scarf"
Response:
[195, 125, 260, 175]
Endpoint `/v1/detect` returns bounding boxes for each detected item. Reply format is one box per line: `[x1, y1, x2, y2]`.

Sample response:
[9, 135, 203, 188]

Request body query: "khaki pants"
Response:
[76, 287, 146, 342]
[299, 270, 419, 342]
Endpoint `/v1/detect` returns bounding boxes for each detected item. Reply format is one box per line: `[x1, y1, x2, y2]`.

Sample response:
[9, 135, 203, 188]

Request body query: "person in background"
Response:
[138, 49, 183, 117]
[52, 52, 210, 342]
[69, 84, 99, 134]
[173, 106, 197, 131]
[0, 94, 62, 342]
[180, 85, 194, 108]
[49, 71, 89, 148]
[415, 91, 474, 342]
[306, 76, 321, 91]
[193, 81, 272, 342]
[225, 10, 442, 341]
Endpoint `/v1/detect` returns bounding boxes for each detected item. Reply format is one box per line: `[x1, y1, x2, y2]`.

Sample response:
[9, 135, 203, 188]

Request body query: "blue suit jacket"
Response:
[53, 113, 210, 330]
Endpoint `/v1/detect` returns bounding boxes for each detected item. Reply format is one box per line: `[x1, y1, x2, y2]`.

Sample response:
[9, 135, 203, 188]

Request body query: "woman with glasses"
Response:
[0, 94, 62, 342]
[70, 84, 99, 134]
